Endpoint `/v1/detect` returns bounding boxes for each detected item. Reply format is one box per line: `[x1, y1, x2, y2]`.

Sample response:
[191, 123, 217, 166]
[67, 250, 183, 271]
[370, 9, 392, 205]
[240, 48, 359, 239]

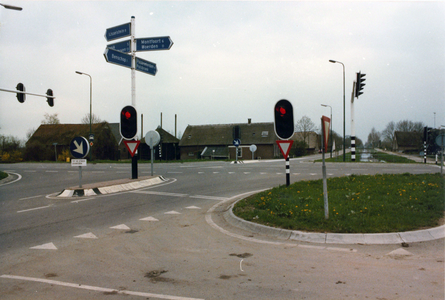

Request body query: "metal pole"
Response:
[78, 166, 82, 188]
[150, 138, 154, 176]
[351, 81, 356, 162]
[285, 156, 290, 186]
[131, 16, 136, 107]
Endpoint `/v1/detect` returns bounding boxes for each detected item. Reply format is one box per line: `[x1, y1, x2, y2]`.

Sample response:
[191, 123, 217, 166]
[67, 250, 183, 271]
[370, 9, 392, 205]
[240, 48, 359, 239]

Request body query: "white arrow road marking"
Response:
[73, 140, 83, 154]
[110, 224, 131, 230]
[30, 242, 57, 250]
[74, 232, 98, 239]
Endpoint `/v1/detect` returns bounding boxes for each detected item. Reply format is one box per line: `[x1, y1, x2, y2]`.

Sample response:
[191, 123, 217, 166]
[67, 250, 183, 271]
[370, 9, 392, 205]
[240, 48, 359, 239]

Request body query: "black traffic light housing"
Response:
[274, 99, 294, 140]
[46, 89, 54, 107]
[16, 83, 26, 103]
[120, 105, 137, 140]
[355, 72, 366, 98]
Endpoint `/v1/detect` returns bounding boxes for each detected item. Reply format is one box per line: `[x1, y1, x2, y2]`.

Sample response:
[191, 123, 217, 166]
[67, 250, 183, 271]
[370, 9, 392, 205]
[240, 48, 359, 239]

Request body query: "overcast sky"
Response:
[1, 1, 444, 143]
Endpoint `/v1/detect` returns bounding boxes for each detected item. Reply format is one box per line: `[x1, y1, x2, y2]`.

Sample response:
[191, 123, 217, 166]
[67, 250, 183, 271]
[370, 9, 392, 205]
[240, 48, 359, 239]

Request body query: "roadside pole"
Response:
[321, 116, 331, 220]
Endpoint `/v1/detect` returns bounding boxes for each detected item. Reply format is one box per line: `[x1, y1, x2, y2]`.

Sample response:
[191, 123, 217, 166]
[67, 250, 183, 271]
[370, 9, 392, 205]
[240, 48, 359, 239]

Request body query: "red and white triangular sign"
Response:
[276, 140, 293, 159]
[124, 140, 140, 157]
[321, 116, 331, 153]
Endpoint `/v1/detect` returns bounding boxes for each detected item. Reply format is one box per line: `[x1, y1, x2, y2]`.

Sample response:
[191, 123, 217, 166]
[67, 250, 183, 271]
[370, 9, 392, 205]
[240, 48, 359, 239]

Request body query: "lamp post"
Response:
[75, 71, 93, 160]
[0, 3, 22, 10]
[329, 60, 346, 161]
[321, 104, 333, 158]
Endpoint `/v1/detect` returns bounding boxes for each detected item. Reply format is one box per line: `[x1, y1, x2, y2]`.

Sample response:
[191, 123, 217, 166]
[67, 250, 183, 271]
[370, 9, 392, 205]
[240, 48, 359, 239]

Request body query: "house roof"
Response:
[394, 131, 422, 147]
[179, 122, 277, 146]
[27, 122, 115, 146]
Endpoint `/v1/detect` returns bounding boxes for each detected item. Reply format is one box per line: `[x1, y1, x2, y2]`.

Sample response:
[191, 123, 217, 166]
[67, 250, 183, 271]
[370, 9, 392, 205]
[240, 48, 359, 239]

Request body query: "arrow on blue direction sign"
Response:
[70, 136, 90, 159]
[135, 36, 173, 52]
[104, 48, 132, 69]
[107, 39, 131, 53]
[105, 22, 131, 41]
[135, 57, 157, 76]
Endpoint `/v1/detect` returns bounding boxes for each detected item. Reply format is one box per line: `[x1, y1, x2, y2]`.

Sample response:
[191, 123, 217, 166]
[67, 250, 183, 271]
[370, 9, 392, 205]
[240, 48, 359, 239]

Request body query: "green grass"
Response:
[233, 173, 444, 233]
[0, 171, 8, 180]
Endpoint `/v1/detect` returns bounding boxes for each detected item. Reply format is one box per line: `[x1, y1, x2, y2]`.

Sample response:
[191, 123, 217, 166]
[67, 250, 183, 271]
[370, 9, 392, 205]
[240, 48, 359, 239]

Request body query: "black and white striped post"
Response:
[285, 156, 290, 186]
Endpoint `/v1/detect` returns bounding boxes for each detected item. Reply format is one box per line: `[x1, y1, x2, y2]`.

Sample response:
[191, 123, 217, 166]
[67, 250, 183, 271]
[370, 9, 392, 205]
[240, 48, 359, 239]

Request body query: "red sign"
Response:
[276, 140, 293, 159]
[124, 140, 140, 157]
[321, 116, 331, 153]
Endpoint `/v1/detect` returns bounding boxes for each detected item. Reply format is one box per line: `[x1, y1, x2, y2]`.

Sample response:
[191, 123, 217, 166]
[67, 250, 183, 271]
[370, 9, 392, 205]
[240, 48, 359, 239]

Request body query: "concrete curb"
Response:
[224, 198, 445, 245]
[57, 176, 167, 197]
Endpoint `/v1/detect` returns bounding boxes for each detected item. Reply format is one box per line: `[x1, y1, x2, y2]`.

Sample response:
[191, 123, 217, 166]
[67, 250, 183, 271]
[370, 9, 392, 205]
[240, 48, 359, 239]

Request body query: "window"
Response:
[261, 131, 268, 137]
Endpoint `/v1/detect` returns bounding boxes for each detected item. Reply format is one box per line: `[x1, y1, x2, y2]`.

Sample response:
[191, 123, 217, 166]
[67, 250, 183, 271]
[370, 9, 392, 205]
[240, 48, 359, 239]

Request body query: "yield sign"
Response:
[276, 140, 293, 159]
[321, 115, 331, 153]
[124, 140, 140, 157]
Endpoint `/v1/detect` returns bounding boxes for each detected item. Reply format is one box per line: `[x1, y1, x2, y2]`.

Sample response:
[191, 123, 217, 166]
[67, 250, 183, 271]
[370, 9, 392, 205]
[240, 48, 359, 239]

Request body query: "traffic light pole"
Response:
[0, 88, 55, 101]
[351, 82, 356, 162]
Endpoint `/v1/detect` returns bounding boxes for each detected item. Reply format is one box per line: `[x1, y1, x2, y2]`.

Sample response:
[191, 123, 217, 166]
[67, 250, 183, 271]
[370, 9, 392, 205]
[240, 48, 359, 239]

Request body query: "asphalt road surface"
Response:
[0, 157, 443, 299]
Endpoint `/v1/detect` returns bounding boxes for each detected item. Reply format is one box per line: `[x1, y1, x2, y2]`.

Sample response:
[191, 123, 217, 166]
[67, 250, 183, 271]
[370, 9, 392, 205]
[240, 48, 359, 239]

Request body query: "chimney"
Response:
[248, 118, 252, 125]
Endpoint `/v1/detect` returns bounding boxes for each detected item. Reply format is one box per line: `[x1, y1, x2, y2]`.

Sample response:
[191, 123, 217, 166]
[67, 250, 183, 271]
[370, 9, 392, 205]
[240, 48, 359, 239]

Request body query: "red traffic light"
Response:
[122, 110, 132, 119]
[276, 106, 287, 116]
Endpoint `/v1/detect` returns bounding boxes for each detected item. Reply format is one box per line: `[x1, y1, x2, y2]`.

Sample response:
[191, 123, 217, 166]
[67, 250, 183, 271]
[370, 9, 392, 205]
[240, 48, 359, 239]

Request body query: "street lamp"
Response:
[75, 71, 93, 160]
[329, 59, 346, 162]
[321, 104, 333, 158]
[0, 3, 22, 10]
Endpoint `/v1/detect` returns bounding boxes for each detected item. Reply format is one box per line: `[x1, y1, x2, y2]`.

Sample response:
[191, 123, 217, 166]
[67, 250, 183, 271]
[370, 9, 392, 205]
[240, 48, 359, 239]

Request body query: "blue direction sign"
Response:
[105, 22, 131, 41]
[104, 48, 132, 69]
[70, 136, 90, 159]
[233, 139, 241, 147]
[135, 57, 157, 76]
[107, 39, 131, 53]
[136, 36, 173, 52]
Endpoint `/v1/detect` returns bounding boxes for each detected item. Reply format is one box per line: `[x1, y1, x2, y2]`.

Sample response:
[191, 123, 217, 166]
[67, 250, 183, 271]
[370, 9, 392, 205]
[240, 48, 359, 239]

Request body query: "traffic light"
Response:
[120, 105, 137, 140]
[274, 99, 294, 140]
[46, 89, 54, 107]
[355, 72, 366, 98]
[16, 83, 25, 103]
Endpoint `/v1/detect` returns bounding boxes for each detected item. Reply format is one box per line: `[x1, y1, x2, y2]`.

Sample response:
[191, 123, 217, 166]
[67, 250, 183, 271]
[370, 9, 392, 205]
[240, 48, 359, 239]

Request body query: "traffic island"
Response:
[57, 175, 166, 197]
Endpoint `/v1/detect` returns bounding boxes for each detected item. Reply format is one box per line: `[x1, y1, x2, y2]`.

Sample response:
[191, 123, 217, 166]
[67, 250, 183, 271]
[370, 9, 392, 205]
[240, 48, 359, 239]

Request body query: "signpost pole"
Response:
[131, 16, 136, 107]
[321, 116, 330, 219]
[285, 156, 290, 186]
[79, 166, 82, 188]
[150, 138, 154, 176]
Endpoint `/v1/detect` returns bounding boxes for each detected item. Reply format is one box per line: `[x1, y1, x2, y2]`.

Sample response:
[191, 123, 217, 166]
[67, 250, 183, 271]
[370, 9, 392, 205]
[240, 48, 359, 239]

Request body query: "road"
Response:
[0, 157, 443, 299]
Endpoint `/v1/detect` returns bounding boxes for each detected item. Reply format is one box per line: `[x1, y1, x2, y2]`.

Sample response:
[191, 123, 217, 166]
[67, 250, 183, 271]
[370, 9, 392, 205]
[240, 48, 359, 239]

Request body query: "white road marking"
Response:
[74, 232, 98, 239]
[131, 190, 188, 197]
[110, 224, 131, 230]
[190, 195, 229, 201]
[17, 205, 52, 213]
[0, 275, 205, 300]
[185, 206, 201, 209]
[140, 216, 159, 221]
[164, 211, 181, 215]
[19, 195, 43, 201]
[30, 242, 57, 250]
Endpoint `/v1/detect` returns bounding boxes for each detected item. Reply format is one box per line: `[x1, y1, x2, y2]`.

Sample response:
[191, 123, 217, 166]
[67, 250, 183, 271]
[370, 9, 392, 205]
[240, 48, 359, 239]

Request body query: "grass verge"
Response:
[233, 173, 444, 233]
[0, 171, 8, 180]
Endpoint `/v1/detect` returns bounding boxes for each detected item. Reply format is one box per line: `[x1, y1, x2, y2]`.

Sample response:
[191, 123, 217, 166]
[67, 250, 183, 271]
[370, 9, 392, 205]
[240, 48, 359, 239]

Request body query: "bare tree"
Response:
[295, 115, 316, 146]
[396, 120, 424, 133]
[367, 127, 381, 147]
[41, 113, 60, 124]
[81, 113, 102, 125]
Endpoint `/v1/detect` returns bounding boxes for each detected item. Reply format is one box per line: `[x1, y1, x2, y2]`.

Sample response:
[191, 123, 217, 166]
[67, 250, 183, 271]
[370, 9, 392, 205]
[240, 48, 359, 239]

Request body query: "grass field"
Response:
[233, 173, 444, 233]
